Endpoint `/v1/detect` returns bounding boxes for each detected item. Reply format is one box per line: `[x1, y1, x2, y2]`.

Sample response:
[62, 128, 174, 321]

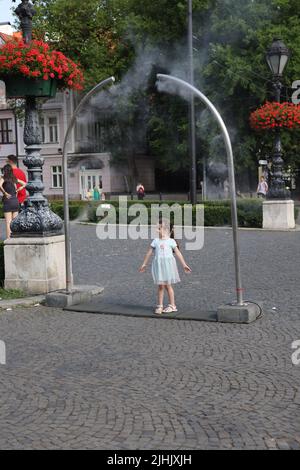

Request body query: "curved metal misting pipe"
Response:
[62, 77, 116, 293]
[156, 74, 244, 306]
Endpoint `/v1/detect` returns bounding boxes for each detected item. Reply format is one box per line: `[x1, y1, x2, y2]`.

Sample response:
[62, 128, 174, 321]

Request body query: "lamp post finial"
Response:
[13, 0, 36, 44]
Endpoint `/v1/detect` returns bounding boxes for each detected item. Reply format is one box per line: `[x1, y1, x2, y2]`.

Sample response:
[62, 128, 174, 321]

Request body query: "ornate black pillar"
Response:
[267, 80, 291, 200]
[11, 97, 63, 237]
[11, 0, 63, 237]
[267, 128, 290, 199]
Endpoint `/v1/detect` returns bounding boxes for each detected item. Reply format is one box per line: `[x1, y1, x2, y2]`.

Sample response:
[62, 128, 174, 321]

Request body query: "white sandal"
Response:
[154, 305, 164, 315]
[163, 304, 178, 313]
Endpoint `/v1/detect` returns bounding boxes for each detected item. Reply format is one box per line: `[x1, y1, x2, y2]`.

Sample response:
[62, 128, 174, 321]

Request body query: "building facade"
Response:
[0, 23, 155, 200]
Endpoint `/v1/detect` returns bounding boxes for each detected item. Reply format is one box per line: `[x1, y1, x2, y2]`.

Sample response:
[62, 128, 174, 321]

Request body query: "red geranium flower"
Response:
[250, 102, 300, 131]
[0, 39, 84, 91]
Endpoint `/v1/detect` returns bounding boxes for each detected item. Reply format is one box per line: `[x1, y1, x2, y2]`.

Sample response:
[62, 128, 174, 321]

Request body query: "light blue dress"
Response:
[151, 238, 181, 285]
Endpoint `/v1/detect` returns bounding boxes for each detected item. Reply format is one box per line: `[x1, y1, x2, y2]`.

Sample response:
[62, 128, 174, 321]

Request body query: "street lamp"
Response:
[188, 0, 197, 205]
[266, 38, 291, 200]
[266, 38, 290, 80]
[10, 0, 63, 237]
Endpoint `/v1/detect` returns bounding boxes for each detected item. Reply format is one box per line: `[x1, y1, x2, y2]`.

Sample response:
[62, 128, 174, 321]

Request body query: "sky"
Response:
[0, 0, 16, 27]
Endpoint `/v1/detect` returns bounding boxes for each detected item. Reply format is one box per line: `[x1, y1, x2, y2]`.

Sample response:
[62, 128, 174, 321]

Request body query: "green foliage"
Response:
[31, 0, 300, 178]
[34, 0, 135, 86]
[236, 200, 263, 228]
[203, 206, 232, 226]
[86, 199, 264, 228]
[50, 201, 85, 220]
[148, 99, 189, 172]
[197, 0, 300, 173]
[0, 288, 26, 300]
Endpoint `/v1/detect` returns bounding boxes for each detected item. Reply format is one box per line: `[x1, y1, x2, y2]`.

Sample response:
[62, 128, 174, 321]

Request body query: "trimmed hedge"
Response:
[50, 201, 85, 221]
[0, 198, 298, 228]
[87, 199, 300, 228]
[204, 206, 232, 226]
[236, 200, 263, 228]
[86, 199, 264, 228]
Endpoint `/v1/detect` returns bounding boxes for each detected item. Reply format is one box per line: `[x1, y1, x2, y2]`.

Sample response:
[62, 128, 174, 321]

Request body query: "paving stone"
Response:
[0, 225, 299, 449]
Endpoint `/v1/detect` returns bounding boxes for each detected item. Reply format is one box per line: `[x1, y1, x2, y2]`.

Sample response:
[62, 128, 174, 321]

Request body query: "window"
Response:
[51, 166, 63, 188]
[49, 116, 58, 143]
[39, 114, 59, 144]
[0, 118, 13, 144]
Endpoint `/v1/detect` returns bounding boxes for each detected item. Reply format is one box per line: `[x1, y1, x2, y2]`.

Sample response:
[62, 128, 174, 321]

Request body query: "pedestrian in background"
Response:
[7, 155, 27, 209]
[257, 176, 269, 199]
[0, 164, 26, 239]
[93, 185, 101, 201]
[136, 183, 145, 200]
[86, 189, 92, 201]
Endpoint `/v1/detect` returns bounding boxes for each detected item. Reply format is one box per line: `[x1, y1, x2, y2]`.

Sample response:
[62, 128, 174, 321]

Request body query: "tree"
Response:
[30, 0, 300, 190]
[33, 0, 135, 86]
[195, 0, 300, 184]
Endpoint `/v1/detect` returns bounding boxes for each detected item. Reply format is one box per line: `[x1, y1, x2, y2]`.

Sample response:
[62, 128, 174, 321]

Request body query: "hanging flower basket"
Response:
[4, 75, 57, 98]
[0, 39, 84, 98]
[250, 101, 300, 131]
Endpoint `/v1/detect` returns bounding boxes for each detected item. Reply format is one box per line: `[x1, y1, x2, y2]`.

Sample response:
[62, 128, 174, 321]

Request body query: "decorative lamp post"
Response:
[14, 0, 36, 44]
[10, 0, 63, 237]
[2, 1, 84, 295]
[266, 38, 291, 200]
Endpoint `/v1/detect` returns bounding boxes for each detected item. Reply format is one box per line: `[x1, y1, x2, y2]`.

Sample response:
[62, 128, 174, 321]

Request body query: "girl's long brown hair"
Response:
[2, 164, 17, 184]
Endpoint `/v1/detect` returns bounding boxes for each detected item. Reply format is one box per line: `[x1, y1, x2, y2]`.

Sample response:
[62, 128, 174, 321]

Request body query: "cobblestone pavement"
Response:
[0, 225, 299, 450]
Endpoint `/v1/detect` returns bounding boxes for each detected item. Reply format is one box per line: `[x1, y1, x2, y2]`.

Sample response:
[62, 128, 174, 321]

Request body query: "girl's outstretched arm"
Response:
[174, 247, 192, 273]
[139, 247, 153, 272]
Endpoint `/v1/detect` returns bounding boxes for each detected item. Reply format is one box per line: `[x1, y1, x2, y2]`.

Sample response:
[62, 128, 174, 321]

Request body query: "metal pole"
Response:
[188, 0, 197, 205]
[157, 74, 244, 306]
[62, 77, 115, 293]
[203, 153, 207, 201]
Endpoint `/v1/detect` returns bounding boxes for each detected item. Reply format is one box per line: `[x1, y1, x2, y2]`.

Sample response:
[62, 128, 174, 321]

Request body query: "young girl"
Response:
[0, 164, 26, 239]
[139, 220, 192, 315]
[257, 176, 269, 198]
